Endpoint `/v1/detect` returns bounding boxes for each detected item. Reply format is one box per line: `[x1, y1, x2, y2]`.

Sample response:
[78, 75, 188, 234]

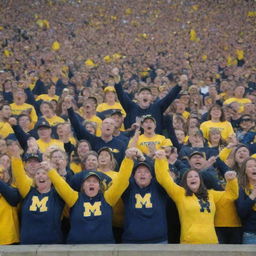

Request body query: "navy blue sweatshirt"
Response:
[236, 187, 256, 234]
[68, 107, 126, 167]
[0, 180, 21, 206]
[122, 177, 168, 243]
[114, 82, 182, 134]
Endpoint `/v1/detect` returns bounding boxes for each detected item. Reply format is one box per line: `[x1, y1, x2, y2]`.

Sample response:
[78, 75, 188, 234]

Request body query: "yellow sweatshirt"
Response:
[155, 158, 238, 244]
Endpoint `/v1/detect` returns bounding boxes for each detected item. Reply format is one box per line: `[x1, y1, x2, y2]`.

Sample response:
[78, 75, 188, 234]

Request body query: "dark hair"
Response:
[207, 104, 226, 122]
[181, 169, 209, 201]
[238, 157, 256, 189]
[138, 87, 152, 94]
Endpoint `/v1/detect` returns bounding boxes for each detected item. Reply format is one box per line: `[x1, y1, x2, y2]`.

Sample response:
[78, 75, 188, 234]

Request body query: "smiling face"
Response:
[210, 106, 222, 120]
[82, 175, 100, 197]
[34, 168, 51, 192]
[98, 150, 112, 168]
[134, 165, 152, 188]
[186, 170, 200, 193]
[245, 159, 256, 183]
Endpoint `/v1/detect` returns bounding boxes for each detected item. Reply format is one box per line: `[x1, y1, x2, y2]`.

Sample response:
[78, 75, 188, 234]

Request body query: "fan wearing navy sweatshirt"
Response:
[65, 97, 126, 167]
[112, 68, 183, 134]
[121, 153, 169, 243]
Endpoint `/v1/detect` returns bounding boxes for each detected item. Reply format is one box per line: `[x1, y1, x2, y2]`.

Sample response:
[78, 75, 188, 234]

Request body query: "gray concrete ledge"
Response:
[0, 244, 256, 256]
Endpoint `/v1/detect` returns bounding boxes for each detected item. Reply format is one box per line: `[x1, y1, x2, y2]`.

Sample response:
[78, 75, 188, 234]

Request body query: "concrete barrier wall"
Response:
[0, 244, 256, 256]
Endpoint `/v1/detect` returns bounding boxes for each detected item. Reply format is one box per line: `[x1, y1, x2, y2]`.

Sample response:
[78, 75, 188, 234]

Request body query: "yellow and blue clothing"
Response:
[96, 102, 126, 117]
[48, 157, 134, 243]
[0, 181, 20, 245]
[129, 134, 172, 155]
[155, 158, 238, 244]
[200, 120, 234, 141]
[44, 115, 65, 127]
[36, 94, 59, 102]
[236, 186, 256, 234]
[11, 157, 65, 244]
[36, 138, 64, 153]
[10, 103, 38, 128]
[68, 107, 126, 166]
[122, 177, 168, 243]
[114, 82, 181, 134]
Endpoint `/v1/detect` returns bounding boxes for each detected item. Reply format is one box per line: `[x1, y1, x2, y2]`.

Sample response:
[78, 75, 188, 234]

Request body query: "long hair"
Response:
[238, 157, 256, 189]
[207, 104, 226, 122]
[181, 169, 209, 201]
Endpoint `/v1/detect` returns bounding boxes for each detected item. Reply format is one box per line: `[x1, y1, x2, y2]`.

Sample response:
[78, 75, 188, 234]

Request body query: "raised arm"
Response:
[211, 171, 238, 204]
[65, 96, 95, 142]
[112, 68, 135, 112]
[0, 181, 21, 206]
[154, 150, 184, 201]
[104, 148, 139, 206]
[10, 143, 32, 198]
[41, 161, 78, 208]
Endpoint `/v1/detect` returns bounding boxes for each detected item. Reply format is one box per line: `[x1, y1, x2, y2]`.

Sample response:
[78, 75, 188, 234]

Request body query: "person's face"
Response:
[1, 105, 11, 119]
[82, 176, 100, 197]
[48, 85, 56, 95]
[56, 124, 65, 136]
[105, 91, 116, 103]
[234, 86, 245, 97]
[25, 158, 40, 178]
[175, 130, 185, 143]
[235, 147, 250, 164]
[85, 123, 96, 135]
[111, 114, 123, 129]
[101, 118, 115, 136]
[51, 151, 66, 170]
[0, 140, 7, 154]
[34, 168, 51, 189]
[175, 101, 186, 113]
[134, 165, 152, 188]
[41, 103, 53, 117]
[98, 150, 112, 167]
[189, 154, 205, 171]
[37, 127, 52, 139]
[137, 90, 153, 109]
[240, 118, 253, 130]
[77, 142, 90, 157]
[13, 91, 26, 104]
[141, 118, 156, 133]
[0, 155, 10, 170]
[180, 95, 190, 105]
[189, 118, 199, 128]
[245, 159, 256, 182]
[18, 115, 30, 128]
[209, 131, 221, 144]
[186, 170, 200, 192]
[210, 106, 222, 120]
[85, 154, 98, 170]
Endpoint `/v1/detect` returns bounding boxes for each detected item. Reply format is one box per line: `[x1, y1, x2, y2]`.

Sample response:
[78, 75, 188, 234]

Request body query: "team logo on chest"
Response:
[198, 199, 210, 213]
[29, 196, 49, 212]
[135, 193, 153, 208]
[83, 201, 102, 216]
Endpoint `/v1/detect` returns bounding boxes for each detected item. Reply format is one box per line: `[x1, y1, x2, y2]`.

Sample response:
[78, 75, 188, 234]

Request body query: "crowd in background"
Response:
[0, 0, 256, 246]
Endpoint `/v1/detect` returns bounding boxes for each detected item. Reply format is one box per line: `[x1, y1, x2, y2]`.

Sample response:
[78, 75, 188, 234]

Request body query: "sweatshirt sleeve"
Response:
[236, 188, 256, 219]
[67, 107, 96, 143]
[114, 82, 135, 112]
[211, 178, 239, 205]
[104, 157, 134, 206]
[12, 124, 31, 151]
[0, 181, 21, 206]
[155, 158, 184, 201]
[11, 157, 32, 198]
[158, 84, 182, 113]
[48, 169, 78, 207]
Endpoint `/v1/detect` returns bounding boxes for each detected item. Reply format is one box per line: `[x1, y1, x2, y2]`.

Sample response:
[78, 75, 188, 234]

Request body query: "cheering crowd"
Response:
[0, 0, 256, 245]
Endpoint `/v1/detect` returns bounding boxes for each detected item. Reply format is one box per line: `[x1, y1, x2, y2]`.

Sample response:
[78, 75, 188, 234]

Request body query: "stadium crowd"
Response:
[0, 0, 256, 245]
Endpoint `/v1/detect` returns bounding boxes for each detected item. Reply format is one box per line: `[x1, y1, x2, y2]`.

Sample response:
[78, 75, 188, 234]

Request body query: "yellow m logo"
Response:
[83, 202, 102, 217]
[29, 196, 48, 212]
[135, 193, 153, 208]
